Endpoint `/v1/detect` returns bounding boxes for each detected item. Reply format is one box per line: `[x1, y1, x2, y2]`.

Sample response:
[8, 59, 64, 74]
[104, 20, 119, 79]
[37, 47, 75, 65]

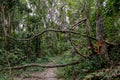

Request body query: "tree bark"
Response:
[35, 36, 41, 58]
[96, 0, 105, 43]
[96, 0, 110, 62]
[1, 5, 8, 51]
[8, 12, 12, 35]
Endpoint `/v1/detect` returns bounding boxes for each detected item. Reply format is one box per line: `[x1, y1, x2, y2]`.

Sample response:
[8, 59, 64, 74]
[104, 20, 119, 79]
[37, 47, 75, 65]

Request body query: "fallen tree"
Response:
[0, 59, 82, 71]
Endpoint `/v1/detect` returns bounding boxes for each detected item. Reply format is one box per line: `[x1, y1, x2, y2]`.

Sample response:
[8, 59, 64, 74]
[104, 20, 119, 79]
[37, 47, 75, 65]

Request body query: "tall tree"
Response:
[96, 0, 109, 61]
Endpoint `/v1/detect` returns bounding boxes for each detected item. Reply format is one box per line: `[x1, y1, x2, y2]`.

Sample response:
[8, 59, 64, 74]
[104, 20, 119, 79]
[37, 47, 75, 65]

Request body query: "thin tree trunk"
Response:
[1, 5, 12, 79]
[0, 10, 3, 48]
[8, 12, 12, 35]
[1, 5, 8, 51]
[35, 36, 41, 58]
[82, 1, 96, 54]
[86, 19, 96, 54]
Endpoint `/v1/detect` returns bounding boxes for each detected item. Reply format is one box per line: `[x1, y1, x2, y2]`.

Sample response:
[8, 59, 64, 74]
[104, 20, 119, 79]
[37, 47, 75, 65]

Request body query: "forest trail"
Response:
[14, 63, 64, 80]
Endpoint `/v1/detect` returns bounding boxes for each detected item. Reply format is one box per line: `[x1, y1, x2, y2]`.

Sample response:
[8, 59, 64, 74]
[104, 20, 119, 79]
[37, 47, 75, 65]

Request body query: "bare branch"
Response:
[68, 33, 87, 58]
[6, 18, 86, 41]
[70, 18, 87, 30]
[7, 29, 81, 41]
[7, 29, 118, 46]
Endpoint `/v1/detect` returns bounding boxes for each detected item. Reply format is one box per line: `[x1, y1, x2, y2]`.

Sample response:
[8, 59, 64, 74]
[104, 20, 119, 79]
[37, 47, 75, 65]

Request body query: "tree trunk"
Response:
[35, 36, 41, 58]
[1, 5, 8, 51]
[96, 0, 104, 43]
[0, 7, 3, 49]
[96, 0, 110, 62]
[8, 12, 12, 35]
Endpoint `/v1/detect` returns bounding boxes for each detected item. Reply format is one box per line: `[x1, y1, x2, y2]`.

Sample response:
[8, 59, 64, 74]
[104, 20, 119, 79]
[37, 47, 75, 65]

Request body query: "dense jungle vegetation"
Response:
[0, 0, 120, 80]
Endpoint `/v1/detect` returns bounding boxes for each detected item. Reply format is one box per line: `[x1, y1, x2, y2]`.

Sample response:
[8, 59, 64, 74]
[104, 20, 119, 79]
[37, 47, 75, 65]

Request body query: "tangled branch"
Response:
[6, 18, 86, 41]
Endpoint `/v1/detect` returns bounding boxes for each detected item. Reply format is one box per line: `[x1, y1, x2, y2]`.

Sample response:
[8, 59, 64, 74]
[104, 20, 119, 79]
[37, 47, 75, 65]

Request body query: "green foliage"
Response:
[56, 52, 80, 80]
[0, 0, 119, 79]
[0, 49, 6, 66]
[105, 0, 120, 16]
[56, 54, 118, 80]
[0, 48, 25, 66]
[0, 72, 11, 80]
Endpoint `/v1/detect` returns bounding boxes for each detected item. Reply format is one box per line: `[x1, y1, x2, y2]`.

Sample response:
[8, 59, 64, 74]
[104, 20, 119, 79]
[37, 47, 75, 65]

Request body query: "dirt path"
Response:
[14, 63, 64, 80]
